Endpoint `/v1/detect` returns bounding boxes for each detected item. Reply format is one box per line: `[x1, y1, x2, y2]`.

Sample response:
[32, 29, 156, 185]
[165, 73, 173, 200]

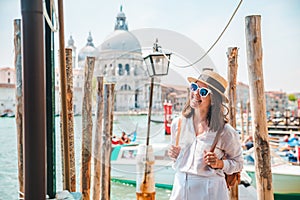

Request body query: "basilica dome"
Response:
[78, 32, 99, 62]
[98, 30, 142, 53]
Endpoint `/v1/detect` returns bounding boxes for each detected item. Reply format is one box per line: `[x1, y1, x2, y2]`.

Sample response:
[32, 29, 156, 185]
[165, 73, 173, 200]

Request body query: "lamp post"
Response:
[136, 39, 171, 200]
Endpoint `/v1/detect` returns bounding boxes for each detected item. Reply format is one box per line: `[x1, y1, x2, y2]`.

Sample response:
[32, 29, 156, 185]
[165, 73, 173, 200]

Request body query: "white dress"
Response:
[169, 116, 243, 200]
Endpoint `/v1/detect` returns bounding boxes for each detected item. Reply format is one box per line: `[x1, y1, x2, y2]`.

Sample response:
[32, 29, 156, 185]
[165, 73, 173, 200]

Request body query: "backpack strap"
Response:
[210, 128, 222, 152]
[175, 118, 182, 146]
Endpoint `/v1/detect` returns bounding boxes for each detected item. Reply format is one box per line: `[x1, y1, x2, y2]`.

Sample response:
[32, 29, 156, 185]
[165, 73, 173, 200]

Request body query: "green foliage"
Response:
[288, 94, 297, 102]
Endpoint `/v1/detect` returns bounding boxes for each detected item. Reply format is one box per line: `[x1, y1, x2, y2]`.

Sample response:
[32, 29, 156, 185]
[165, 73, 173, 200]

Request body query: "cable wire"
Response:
[164, 0, 243, 68]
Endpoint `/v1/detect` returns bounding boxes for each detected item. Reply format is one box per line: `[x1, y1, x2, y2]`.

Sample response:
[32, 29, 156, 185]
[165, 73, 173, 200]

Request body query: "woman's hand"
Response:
[168, 145, 181, 160]
[204, 150, 224, 169]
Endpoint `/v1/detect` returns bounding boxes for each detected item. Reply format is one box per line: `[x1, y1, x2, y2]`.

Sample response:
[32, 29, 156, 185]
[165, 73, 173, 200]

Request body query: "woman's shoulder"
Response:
[171, 115, 181, 127]
[223, 123, 239, 136]
[171, 115, 189, 129]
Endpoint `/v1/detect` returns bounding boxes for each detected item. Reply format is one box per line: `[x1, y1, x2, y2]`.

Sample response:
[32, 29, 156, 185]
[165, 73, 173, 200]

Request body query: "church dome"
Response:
[99, 30, 141, 53]
[78, 32, 99, 62]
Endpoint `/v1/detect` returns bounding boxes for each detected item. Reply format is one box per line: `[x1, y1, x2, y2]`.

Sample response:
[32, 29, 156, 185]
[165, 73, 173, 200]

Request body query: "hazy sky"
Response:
[1, 0, 299, 93]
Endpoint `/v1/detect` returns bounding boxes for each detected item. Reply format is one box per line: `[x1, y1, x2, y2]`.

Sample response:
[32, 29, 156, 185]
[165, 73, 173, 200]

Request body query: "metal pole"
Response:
[21, 0, 46, 199]
[146, 78, 154, 146]
[57, 0, 71, 190]
[138, 77, 155, 200]
[45, 0, 56, 197]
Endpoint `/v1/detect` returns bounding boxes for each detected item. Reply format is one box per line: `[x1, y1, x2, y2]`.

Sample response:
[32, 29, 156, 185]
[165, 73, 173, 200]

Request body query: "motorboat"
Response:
[110, 143, 175, 189]
[111, 143, 252, 190]
[243, 149, 300, 197]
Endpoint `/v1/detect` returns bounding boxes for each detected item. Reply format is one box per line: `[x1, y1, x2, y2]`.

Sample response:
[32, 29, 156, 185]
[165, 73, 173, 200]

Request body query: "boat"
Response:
[243, 149, 300, 199]
[112, 130, 138, 145]
[150, 119, 164, 124]
[111, 143, 252, 190]
[110, 143, 175, 189]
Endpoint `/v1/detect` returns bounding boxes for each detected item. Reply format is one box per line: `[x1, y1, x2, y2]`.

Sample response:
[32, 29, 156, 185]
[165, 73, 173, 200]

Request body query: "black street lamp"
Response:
[144, 40, 171, 77]
[144, 39, 171, 146]
[136, 39, 171, 199]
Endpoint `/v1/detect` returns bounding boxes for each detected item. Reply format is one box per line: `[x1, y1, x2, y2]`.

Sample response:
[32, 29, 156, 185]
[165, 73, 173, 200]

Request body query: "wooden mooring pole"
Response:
[65, 48, 76, 192]
[245, 15, 274, 200]
[14, 18, 24, 198]
[91, 76, 104, 200]
[246, 100, 250, 136]
[81, 57, 95, 200]
[58, 0, 71, 190]
[100, 83, 115, 200]
[240, 101, 245, 142]
[226, 47, 239, 200]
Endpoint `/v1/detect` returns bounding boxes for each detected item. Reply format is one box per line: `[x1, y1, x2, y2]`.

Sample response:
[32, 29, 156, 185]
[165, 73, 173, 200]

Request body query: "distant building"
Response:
[0, 68, 15, 114]
[58, 6, 158, 113]
[0, 67, 15, 84]
[236, 82, 250, 111]
[161, 84, 188, 112]
[265, 91, 288, 113]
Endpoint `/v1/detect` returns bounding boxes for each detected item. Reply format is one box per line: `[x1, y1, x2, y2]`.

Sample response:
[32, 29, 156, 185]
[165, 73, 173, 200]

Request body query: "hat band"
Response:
[198, 74, 225, 93]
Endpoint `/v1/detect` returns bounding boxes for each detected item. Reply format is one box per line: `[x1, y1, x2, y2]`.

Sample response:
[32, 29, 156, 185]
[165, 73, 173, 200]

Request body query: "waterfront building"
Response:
[59, 6, 159, 113]
[236, 82, 250, 110]
[0, 68, 15, 115]
[95, 7, 151, 112]
[265, 91, 288, 114]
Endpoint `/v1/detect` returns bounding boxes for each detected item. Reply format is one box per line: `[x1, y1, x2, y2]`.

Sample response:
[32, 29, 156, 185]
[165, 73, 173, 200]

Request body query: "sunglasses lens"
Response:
[190, 83, 198, 91]
[199, 88, 209, 97]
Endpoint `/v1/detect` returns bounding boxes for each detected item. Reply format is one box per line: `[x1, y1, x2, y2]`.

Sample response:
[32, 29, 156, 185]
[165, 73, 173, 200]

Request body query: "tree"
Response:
[288, 94, 297, 102]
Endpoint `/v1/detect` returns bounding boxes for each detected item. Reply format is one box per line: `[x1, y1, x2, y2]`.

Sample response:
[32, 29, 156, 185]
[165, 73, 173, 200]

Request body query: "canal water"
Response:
[0, 115, 172, 199]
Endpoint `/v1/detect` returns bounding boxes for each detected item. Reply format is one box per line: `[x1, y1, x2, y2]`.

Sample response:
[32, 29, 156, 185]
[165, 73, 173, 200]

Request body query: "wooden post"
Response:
[14, 18, 24, 198]
[100, 83, 115, 200]
[227, 47, 238, 128]
[246, 100, 250, 136]
[245, 15, 274, 200]
[240, 101, 245, 142]
[65, 48, 76, 191]
[81, 57, 95, 200]
[58, 0, 71, 190]
[91, 76, 104, 200]
[226, 47, 239, 200]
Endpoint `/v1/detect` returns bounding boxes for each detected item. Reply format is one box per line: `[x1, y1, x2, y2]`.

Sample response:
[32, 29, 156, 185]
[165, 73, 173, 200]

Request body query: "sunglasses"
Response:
[190, 82, 211, 97]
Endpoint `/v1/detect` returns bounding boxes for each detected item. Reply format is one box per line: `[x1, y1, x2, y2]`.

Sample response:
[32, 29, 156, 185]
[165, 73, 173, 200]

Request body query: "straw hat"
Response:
[187, 70, 228, 102]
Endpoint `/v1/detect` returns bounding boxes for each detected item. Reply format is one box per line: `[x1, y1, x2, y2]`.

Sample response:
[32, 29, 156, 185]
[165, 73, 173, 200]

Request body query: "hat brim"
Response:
[187, 77, 229, 103]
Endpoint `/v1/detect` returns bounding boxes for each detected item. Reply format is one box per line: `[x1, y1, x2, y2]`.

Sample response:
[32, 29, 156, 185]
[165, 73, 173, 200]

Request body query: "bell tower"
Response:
[114, 5, 128, 31]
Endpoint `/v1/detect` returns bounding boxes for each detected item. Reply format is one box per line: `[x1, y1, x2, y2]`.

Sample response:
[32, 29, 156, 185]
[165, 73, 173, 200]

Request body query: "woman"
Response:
[168, 70, 243, 200]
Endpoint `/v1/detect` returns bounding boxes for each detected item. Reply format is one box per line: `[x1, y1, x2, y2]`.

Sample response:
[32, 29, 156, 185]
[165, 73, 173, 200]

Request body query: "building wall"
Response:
[0, 68, 15, 84]
[0, 84, 15, 114]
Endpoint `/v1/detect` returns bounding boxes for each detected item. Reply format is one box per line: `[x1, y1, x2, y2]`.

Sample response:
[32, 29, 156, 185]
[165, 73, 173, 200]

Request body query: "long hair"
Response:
[182, 86, 228, 132]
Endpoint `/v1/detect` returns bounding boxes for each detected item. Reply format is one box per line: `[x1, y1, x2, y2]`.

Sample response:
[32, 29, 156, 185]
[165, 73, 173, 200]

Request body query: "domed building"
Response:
[93, 6, 158, 112]
[63, 6, 162, 113]
[78, 32, 99, 69]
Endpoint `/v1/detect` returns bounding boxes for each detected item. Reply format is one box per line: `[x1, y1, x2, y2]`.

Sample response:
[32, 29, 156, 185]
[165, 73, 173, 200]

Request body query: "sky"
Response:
[1, 0, 300, 93]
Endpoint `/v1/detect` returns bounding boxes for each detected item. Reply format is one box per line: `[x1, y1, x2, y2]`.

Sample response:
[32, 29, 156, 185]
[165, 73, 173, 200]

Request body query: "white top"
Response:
[171, 116, 243, 177]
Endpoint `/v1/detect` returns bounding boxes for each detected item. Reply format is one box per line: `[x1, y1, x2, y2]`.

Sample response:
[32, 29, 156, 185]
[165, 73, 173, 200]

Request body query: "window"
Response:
[118, 64, 124, 75]
[120, 84, 131, 91]
[121, 150, 137, 159]
[8, 78, 10, 84]
[125, 64, 130, 75]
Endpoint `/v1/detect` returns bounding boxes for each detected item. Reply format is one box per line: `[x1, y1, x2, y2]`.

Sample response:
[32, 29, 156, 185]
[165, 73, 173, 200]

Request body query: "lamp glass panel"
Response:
[144, 56, 154, 76]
